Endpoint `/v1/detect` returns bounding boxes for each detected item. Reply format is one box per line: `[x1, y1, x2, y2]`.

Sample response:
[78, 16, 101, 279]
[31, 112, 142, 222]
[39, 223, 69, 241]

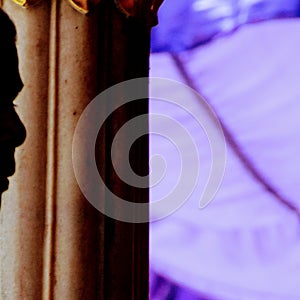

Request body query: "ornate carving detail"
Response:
[11, 0, 42, 7]
[115, 0, 164, 26]
[68, 0, 102, 14]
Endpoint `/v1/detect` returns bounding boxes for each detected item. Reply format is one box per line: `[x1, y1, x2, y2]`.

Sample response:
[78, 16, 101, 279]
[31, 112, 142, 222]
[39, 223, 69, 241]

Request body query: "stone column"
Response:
[0, 0, 159, 298]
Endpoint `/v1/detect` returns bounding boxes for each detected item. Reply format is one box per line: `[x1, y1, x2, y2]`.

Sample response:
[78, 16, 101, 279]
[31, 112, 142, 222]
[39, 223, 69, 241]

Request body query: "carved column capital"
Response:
[11, 0, 41, 7]
[68, 0, 101, 14]
[115, 0, 164, 26]
[8, 0, 164, 21]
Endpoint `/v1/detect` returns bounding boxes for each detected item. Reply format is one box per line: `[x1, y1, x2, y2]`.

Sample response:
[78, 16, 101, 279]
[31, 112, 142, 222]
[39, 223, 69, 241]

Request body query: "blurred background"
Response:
[149, 0, 300, 299]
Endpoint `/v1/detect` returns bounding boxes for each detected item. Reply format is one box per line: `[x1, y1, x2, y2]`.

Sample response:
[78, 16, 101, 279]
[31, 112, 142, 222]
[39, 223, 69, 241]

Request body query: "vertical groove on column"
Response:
[43, 1, 59, 299]
[98, 1, 150, 299]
